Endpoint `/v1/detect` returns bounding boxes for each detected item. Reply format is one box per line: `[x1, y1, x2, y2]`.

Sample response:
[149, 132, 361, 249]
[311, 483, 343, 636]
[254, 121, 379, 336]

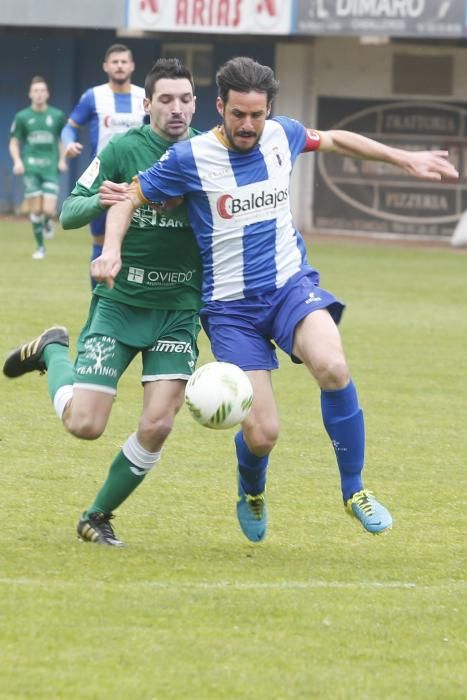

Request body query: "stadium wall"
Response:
[276, 37, 467, 237]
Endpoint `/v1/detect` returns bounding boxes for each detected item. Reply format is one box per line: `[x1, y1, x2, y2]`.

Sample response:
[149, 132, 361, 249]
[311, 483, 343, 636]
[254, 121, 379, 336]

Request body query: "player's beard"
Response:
[222, 123, 261, 153]
[111, 72, 131, 86]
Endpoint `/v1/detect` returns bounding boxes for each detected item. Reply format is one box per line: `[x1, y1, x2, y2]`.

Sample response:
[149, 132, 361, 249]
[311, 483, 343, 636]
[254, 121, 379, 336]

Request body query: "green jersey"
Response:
[63, 125, 202, 311]
[10, 105, 66, 172]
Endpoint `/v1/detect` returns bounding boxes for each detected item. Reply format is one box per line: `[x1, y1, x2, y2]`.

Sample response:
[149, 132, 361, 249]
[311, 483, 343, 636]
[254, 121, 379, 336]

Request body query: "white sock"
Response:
[122, 432, 161, 476]
[53, 385, 74, 419]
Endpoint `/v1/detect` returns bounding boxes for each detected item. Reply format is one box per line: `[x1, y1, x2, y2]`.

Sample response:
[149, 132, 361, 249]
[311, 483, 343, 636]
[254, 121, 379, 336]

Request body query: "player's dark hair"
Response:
[216, 57, 279, 105]
[144, 58, 195, 99]
[104, 43, 133, 61]
[30, 75, 48, 87]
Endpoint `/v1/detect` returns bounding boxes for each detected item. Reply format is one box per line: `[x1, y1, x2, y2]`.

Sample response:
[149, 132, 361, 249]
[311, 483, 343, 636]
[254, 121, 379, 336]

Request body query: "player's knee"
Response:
[68, 423, 104, 441]
[65, 413, 106, 440]
[244, 420, 279, 454]
[43, 205, 56, 218]
[138, 413, 174, 448]
[316, 356, 350, 390]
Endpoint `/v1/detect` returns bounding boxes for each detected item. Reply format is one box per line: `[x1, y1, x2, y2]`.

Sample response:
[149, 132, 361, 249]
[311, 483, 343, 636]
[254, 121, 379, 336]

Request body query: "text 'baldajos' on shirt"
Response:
[138, 117, 320, 303]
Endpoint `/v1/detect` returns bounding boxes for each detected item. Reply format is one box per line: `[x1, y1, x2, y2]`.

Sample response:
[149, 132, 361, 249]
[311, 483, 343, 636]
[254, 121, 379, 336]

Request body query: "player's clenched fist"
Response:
[90, 251, 122, 289]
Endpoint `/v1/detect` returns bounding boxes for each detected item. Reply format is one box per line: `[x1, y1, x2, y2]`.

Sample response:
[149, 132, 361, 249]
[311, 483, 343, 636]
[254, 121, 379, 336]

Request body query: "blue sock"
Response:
[235, 431, 269, 496]
[90, 244, 103, 289]
[91, 243, 103, 261]
[321, 380, 364, 501]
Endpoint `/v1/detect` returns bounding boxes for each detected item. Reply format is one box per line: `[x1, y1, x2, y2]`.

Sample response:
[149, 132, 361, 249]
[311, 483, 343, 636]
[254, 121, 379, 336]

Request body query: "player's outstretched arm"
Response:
[318, 129, 459, 181]
[91, 189, 139, 289]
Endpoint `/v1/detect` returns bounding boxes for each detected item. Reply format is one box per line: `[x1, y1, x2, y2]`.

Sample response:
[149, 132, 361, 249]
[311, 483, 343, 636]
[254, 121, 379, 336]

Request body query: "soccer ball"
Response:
[185, 362, 253, 430]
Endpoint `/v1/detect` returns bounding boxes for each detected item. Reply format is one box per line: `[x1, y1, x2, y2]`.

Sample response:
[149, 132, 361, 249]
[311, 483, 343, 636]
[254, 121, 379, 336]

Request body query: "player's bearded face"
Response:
[146, 78, 196, 141]
[104, 51, 135, 85]
[218, 91, 270, 153]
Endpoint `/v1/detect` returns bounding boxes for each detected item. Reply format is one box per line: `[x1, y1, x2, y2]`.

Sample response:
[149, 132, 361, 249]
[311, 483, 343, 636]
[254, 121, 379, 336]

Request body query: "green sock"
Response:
[30, 214, 44, 247]
[87, 450, 146, 515]
[42, 344, 74, 401]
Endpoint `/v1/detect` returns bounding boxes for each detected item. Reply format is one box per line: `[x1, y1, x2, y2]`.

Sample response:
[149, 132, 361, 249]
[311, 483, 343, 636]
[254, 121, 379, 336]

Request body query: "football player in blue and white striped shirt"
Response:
[95, 57, 459, 543]
[61, 44, 145, 286]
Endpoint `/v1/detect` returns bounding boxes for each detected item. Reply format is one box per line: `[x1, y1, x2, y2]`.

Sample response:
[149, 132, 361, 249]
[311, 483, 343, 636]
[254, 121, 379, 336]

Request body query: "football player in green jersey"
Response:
[3, 59, 201, 546]
[9, 76, 67, 259]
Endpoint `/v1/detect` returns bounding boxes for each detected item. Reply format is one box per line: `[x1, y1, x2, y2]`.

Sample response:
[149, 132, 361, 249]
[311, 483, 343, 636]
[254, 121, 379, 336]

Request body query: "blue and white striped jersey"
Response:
[138, 117, 320, 302]
[69, 83, 145, 157]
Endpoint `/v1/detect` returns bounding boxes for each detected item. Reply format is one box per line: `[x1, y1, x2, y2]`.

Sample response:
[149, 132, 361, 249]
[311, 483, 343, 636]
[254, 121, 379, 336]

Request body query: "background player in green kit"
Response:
[3, 59, 201, 546]
[9, 76, 67, 259]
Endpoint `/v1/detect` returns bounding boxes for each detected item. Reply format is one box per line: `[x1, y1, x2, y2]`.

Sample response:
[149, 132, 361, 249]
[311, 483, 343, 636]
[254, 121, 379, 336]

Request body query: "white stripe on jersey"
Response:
[190, 121, 304, 301]
[190, 134, 244, 301]
[93, 84, 145, 154]
[258, 125, 302, 292]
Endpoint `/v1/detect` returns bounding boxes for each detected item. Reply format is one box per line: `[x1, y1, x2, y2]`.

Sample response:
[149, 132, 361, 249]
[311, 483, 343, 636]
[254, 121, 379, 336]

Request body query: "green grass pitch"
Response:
[0, 220, 466, 699]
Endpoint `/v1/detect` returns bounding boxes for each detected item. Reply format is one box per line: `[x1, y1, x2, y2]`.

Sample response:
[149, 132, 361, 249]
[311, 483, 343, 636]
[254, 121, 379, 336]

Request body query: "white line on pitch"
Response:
[0, 578, 465, 591]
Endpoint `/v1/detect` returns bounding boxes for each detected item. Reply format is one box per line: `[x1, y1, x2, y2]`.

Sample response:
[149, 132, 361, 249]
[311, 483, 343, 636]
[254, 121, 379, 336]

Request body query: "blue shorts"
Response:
[90, 209, 107, 236]
[200, 268, 345, 370]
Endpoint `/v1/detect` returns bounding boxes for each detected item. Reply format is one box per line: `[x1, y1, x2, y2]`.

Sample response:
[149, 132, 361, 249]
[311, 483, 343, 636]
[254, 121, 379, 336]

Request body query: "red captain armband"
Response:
[303, 129, 321, 152]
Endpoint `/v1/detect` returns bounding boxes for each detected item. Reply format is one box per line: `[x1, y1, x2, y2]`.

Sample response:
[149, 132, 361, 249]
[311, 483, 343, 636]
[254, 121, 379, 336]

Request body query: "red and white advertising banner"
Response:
[126, 0, 293, 34]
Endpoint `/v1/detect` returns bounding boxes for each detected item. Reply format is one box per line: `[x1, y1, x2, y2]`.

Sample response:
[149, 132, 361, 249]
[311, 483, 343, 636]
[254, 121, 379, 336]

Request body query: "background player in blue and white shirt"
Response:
[95, 57, 459, 543]
[61, 43, 145, 286]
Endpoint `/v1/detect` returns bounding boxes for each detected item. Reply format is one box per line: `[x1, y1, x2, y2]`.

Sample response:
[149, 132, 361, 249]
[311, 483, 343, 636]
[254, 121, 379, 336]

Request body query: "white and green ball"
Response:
[185, 362, 253, 430]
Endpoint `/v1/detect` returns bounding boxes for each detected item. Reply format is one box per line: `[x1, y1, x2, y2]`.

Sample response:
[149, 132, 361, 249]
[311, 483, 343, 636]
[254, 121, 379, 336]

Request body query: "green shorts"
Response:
[23, 169, 59, 198]
[74, 296, 200, 394]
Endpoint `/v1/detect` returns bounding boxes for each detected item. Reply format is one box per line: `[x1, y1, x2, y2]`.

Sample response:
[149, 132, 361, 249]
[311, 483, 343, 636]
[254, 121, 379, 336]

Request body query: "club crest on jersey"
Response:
[216, 187, 289, 219]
